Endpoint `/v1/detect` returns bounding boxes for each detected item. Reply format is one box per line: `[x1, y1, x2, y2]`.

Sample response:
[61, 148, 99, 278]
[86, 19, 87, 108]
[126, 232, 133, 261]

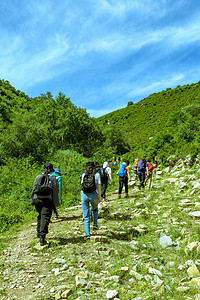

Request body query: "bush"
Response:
[0, 212, 22, 232]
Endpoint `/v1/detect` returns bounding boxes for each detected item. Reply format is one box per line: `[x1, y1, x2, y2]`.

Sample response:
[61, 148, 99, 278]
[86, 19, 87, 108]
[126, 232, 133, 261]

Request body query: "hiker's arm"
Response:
[96, 184, 102, 202]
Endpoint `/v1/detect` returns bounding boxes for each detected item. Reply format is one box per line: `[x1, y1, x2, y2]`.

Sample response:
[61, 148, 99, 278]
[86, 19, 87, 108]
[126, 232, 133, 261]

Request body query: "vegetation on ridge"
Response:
[97, 82, 200, 162]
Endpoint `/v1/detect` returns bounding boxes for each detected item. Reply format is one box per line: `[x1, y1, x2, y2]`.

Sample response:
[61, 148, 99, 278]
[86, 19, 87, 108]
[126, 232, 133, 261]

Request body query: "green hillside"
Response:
[97, 82, 200, 160]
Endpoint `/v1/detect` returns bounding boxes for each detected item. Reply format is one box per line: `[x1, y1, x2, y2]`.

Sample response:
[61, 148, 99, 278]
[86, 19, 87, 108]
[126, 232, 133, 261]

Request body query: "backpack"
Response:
[137, 160, 146, 171]
[100, 167, 107, 180]
[134, 159, 139, 167]
[34, 174, 52, 196]
[118, 164, 127, 178]
[147, 162, 154, 171]
[82, 173, 96, 193]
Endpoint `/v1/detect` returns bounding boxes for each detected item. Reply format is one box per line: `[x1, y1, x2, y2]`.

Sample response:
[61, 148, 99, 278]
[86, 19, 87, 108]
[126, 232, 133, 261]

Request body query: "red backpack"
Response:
[147, 162, 154, 171]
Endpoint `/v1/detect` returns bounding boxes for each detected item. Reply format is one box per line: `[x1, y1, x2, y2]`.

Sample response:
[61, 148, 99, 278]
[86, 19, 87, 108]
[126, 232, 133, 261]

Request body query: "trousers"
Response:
[119, 176, 128, 195]
[34, 198, 52, 236]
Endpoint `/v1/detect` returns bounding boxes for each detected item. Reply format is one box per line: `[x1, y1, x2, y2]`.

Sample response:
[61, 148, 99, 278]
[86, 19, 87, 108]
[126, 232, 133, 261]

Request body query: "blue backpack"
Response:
[118, 164, 127, 178]
[137, 160, 145, 171]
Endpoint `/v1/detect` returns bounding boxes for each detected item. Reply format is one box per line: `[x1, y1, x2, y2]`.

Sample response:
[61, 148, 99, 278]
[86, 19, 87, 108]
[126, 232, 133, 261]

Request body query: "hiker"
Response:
[81, 161, 102, 240]
[133, 158, 139, 180]
[101, 161, 112, 201]
[117, 162, 131, 198]
[52, 168, 63, 218]
[137, 159, 149, 189]
[30, 163, 60, 246]
[145, 161, 154, 188]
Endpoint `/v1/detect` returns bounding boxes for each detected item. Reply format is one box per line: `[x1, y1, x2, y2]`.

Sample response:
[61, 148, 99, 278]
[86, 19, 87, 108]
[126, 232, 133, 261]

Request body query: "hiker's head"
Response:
[85, 161, 95, 174]
[54, 168, 61, 175]
[42, 163, 54, 174]
[103, 161, 109, 168]
[122, 162, 127, 166]
[94, 161, 99, 167]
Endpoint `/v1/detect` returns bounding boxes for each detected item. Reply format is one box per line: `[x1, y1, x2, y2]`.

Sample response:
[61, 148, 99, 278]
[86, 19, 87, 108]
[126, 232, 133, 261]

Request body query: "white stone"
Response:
[106, 290, 118, 299]
[149, 267, 163, 277]
[185, 242, 199, 253]
[158, 235, 173, 248]
[188, 211, 200, 218]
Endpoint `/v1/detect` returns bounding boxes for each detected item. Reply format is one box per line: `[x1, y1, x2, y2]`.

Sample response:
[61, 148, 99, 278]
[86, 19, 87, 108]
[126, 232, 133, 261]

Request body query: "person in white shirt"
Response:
[100, 161, 112, 201]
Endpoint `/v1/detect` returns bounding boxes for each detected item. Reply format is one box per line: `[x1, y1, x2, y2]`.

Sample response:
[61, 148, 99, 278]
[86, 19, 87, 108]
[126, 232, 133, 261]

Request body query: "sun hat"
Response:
[54, 168, 61, 175]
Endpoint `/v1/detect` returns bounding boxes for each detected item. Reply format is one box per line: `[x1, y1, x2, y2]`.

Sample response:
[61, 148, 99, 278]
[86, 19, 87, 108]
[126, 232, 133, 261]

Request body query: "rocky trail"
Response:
[2, 157, 200, 299]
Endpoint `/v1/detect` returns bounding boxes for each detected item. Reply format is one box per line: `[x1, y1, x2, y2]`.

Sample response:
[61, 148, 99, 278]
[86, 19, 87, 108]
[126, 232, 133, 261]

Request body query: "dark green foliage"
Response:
[0, 86, 103, 160]
[51, 149, 87, 206]
[0, 212, 22, 232]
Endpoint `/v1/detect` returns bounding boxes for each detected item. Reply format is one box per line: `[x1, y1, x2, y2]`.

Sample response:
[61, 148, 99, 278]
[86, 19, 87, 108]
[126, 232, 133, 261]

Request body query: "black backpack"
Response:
[34, 174, 52, 196]
[82, 173, 96, 193]
[100, 167, 107, 180]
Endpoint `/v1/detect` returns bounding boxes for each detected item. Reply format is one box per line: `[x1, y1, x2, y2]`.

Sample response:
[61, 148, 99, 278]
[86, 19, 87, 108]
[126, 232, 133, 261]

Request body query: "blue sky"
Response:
[1, 0, 200, 117]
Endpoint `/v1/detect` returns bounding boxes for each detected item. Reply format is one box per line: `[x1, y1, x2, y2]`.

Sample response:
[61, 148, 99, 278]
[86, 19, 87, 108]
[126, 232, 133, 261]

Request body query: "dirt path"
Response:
[0, 206, 83, 300]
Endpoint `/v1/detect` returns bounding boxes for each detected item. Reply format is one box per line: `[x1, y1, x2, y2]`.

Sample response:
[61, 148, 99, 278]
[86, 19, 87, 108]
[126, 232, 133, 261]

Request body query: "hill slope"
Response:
[97, 82, 200, 152]
[1, 160, 200, 299]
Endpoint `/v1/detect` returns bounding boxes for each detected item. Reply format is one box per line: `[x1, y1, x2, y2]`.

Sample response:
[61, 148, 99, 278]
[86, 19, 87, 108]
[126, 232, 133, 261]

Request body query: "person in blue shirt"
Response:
[52, 168, 62, 218]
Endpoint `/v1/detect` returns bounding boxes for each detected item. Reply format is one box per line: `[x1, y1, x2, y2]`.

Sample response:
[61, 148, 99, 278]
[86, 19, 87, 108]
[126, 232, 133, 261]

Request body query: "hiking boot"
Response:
[40, 235, 46, 246]
[118, 194, 121, 199]
[37, 232, 40, 238]
[125, 194, 129, 198]
[84, 236, 90, 241]
[93, 225, 98, 231]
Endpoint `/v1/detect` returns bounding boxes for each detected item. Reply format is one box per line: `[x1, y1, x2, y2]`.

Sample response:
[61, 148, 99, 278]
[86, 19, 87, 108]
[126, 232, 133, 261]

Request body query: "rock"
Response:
[55, 292, 62, 300]
[189, 277, 200, 287]
[129, 240, 139, 249]
[164, 166, 171, 173]
[120, 266, 129, 272]
[153, 275, 163, 286]
[176, 286, 190, 292]
[184, 154, 193, 166]
[179, 199, 193, 207]
[187, 265, 200, 277]
[179, 182, 187, 190]
[195, 203, 200, 210]
[53, 258, 66, 264]
[75, 275, 87, 287]
[33, 243, 49, 250]
[61, 289, 72, 298]
[135, 202, 145, 208]
[166, 155, 177, 166]
[185, 242, 199, 253]
[188, 211, 200, 218]
[158, 235, 173, 248]
[130, 270, 143, 280]
[77, 272, 88, 279]
[166, 261, 175, 268]
[156, 170, 163, 175]
[110, 276, 120, 283]
[106, 290, 118, 299]
[90, 236, 108, 243]
[149, 267, 163, 277]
